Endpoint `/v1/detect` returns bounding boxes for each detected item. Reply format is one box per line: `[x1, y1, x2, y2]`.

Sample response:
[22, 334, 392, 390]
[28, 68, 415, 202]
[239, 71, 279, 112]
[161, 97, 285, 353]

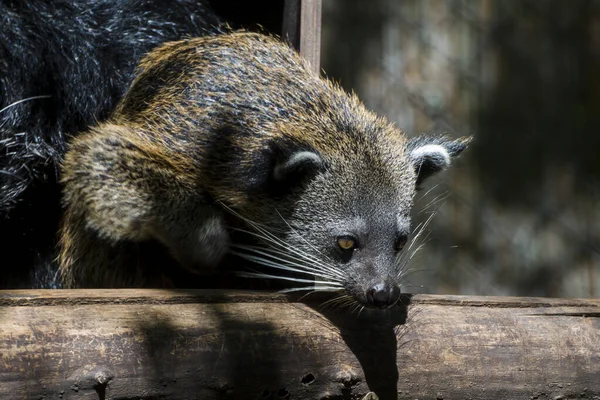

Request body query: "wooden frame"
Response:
[1, 290, 599, 399]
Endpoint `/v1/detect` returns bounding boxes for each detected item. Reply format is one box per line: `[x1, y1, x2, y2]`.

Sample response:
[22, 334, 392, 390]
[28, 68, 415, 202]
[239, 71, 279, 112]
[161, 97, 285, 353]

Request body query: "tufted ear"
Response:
[273, 150, 324, 182]
[266, 141, 326, 195]
[408, 135, 473, 187]
[231, 139, 325, 196]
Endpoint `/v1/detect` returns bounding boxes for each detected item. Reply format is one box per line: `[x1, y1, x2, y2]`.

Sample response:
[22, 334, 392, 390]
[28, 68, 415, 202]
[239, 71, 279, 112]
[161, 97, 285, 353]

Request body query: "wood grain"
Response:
[0, 290, 599, 400]
[282, 0, 322, 73]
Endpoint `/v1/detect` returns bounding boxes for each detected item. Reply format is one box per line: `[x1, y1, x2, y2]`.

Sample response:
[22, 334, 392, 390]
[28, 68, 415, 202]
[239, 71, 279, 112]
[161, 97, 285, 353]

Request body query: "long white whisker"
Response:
[274, 208, 333, 263]
[357, 305, 366, 318]
[231, 228, 344, 278]
[407, 211, 436, 253]
[232, 251, 325, 278]
[232, 244, 332, 272]
[409, 237, 432, 259]
[219, 202, 349, 296]
[398, 267, 434, 281]
[232, 224, 316, 260]
[231, 238, 339, 273]
[220, 203, 345, 278]
[399, 241, 428, 272]
[416, 183, 440, 204]
[396, 211, 437, 279]
[231, 250, 341, 282]
[224, 204, 318, 260]
[0, 95, 52, 114]
[219, 202, 285, 231]
[320, 294, 352, 307]
[278, 286, 343, 293]
[232, 243, 345, 279]
[233, 227, 320, 261]
[397, 238, 426, 276]
[237, 271, 343, 286]
[419, 192, 449, 213]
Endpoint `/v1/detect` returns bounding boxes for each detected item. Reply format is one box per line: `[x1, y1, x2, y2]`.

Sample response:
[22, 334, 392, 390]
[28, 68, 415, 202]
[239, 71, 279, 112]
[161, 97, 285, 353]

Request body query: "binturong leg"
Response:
[58, 123, 229, 288]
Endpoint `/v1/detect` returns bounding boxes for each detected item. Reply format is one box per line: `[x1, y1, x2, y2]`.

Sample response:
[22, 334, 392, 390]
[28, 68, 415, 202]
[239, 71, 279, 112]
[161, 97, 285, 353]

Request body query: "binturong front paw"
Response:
[161, 213, 231, 274]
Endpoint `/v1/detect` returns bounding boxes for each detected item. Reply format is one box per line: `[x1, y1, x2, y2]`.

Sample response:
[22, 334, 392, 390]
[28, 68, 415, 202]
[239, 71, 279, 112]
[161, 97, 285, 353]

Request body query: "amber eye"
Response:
[337, 236, 357, 251]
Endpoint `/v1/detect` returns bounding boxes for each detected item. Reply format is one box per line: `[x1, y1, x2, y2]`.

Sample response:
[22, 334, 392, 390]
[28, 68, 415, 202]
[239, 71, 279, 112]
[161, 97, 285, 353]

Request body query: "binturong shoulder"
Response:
[58, 30, 472, 306]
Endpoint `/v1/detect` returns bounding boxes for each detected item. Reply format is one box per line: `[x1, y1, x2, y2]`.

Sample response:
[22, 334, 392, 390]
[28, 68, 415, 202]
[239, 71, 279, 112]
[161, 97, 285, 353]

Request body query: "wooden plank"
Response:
[282, 0, 322, 73]
[0, 290, 599, 400]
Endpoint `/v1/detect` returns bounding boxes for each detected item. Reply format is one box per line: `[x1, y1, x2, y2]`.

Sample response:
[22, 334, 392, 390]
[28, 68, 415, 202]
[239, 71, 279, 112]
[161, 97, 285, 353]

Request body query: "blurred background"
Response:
[320, 0, 600, 298]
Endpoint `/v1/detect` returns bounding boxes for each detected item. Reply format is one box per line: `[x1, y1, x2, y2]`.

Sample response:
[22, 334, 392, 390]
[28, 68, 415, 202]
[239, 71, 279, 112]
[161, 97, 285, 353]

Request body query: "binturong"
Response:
[58, 31, 472, 309]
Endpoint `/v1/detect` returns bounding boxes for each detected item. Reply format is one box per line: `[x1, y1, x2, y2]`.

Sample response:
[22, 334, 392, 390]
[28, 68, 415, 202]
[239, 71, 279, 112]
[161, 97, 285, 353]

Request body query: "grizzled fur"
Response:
[59, 32, 471, 306]
[0, 0, 222, 287]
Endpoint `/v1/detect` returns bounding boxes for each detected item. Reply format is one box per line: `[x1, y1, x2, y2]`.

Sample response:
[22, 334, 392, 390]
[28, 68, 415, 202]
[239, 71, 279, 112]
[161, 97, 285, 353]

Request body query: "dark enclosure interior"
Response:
[208, 0, 285, 35]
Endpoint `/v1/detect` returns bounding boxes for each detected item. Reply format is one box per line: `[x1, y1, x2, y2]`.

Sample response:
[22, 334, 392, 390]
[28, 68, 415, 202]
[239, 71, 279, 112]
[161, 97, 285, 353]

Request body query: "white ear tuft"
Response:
[410, 144, 451, 169]
[407, 135, 472, 187]
[273, 150, 324, 182]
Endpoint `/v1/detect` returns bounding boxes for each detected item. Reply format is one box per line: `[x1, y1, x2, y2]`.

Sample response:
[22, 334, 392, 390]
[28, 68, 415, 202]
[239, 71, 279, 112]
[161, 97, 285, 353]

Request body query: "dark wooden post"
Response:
[282, 0, 322, 74]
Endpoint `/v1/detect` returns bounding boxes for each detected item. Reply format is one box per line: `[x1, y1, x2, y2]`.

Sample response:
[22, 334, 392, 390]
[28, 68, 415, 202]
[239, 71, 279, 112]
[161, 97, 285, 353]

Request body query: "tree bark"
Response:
[0, 290, 599, 400]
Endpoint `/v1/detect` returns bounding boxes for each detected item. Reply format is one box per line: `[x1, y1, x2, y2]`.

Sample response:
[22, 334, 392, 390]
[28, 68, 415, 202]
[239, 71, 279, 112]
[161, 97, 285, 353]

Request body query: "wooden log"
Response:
[282, 0, 322, 73]
[0, 290, 599, 400]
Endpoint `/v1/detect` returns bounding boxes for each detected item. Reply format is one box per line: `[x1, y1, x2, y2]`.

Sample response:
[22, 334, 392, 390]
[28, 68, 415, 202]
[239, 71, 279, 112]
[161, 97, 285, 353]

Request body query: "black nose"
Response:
[366, 283, 401, 308]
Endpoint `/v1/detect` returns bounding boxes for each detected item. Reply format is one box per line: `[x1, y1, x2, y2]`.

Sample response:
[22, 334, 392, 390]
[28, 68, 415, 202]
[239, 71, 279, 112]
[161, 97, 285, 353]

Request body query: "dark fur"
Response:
[0, 0, 223, 288]
[58, 32, 471, 307]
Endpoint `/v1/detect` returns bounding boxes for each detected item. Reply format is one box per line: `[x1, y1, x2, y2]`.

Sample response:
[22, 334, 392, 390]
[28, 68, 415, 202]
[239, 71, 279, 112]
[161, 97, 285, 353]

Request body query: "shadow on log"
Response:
[0, 290, 599, 400]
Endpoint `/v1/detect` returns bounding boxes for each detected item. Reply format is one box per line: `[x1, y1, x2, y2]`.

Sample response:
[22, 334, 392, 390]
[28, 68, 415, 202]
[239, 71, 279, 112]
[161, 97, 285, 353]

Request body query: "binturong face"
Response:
[229, 133, 472, 310]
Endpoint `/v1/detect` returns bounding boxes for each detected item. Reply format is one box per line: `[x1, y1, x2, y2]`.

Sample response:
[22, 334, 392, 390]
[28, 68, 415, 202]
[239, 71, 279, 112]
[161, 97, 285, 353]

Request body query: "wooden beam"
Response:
[282, 0, 322, 74]
[1, 290, 599, 400]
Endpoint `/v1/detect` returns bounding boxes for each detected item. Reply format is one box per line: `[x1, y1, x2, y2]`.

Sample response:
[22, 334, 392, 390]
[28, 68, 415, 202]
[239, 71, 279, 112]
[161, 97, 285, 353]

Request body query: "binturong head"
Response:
[227, 129, 471, 309]
[229, 131, 471, 309]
